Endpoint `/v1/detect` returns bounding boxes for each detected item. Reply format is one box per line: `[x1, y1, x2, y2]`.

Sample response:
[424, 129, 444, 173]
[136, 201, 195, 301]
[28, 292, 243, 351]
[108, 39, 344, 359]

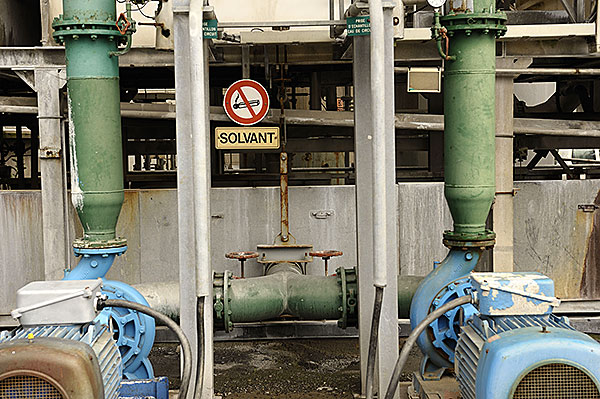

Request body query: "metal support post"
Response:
[310, 71, 322, 110]
[353, 6, 399, 398]
[493, 58, 530, 272]
[279, 152, 290, 243]
[34, 67, 69, 280]
[173, 2, 198, 399]
[596, 0, 600, 52]
[177, 0, 214, 397]
[15, 125, 24, 187]
[493, 60, 514, 272]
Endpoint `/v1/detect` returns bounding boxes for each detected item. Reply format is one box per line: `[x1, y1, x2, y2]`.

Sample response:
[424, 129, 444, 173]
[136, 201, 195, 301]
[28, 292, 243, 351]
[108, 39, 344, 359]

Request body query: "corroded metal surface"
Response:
[279, 152, 289, 243]
[226, 251, 259, 260]
[580, 189, 600, 298]
[0, 337, 104, 399]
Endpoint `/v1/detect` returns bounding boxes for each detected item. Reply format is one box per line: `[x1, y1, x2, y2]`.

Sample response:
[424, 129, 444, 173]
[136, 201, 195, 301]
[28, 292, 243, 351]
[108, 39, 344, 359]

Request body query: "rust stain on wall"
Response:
[580, 190, 600, 298]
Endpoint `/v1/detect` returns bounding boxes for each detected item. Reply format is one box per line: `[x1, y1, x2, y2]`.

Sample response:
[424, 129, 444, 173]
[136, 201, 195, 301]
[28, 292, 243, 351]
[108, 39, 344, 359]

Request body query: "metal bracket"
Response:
[578, 204, 599, 213]
[39, 147, 62, 159]
[311, 210, 334, 219]
[13, 70, 35, 91]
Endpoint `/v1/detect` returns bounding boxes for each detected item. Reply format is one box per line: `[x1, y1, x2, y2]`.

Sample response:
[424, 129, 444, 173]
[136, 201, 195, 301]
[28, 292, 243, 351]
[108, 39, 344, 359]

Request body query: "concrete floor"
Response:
[150, 338, 422, 398]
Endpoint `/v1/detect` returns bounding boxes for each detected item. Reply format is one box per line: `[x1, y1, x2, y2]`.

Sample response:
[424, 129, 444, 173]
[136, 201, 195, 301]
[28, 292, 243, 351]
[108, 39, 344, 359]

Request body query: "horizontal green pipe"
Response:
[218, 272, 424, 329]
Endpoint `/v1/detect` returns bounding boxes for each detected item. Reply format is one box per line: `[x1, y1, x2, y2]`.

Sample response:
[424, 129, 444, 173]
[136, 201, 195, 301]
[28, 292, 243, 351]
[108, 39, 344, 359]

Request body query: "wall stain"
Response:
[580, 190, 600, 298]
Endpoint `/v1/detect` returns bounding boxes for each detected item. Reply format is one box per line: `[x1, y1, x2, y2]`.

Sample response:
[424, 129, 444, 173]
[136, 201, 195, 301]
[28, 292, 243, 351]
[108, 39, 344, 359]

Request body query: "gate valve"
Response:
[309, 250, 343, 276]
[225, 251, 259, 278]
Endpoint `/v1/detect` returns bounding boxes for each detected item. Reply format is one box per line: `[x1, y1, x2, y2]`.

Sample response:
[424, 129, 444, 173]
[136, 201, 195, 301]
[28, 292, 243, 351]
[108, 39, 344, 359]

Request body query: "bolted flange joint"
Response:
[443, 230, 496, 249]
[336, 267, 358, 329]
[213, 271, 234, 332]
[52, 17, 134, 45]
[441, 12, 507, 38]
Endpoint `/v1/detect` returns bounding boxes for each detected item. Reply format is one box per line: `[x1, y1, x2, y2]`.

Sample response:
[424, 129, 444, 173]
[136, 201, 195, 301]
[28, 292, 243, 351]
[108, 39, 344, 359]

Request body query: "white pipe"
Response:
[189, 0, 211, 298]
[370, 0, 388, 288]
[188, 2, 214, 399]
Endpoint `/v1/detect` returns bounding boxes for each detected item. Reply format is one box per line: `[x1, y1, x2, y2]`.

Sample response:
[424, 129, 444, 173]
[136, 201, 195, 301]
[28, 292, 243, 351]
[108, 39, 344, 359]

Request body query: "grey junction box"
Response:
[14, 279, 102, 327]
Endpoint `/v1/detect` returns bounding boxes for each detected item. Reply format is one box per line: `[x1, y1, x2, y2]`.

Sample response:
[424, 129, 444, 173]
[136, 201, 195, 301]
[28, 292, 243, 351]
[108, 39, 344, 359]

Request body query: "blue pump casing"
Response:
[455, 272, 600, 399]
[63, 246, 156, 380]
[410, 249, 480, 375]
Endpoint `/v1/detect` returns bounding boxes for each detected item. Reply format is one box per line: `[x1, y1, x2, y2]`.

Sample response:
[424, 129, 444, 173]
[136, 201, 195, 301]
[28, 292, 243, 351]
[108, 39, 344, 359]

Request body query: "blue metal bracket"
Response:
[119, 377, 169, 399]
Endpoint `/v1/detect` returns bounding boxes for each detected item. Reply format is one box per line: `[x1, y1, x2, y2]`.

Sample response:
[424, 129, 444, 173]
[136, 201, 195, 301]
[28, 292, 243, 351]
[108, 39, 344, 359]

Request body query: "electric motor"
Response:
[0, 280, 123, 399]
[455, 273, 600, 399]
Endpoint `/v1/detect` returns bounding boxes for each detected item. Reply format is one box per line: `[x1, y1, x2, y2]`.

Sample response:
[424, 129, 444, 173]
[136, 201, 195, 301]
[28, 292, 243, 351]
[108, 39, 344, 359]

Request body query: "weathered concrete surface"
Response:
[0, 192, 44, 310]
[513, 180, 600, 298]
[1, 180, 599, 311]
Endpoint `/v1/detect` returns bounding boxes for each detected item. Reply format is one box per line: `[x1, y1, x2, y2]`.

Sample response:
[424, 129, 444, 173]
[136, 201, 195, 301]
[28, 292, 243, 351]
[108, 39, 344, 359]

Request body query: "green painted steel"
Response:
[398, 275, 423, 318]
[213, 268, 421, 331]
[437, 0, 506, 245]
[53, 0, 129, 246]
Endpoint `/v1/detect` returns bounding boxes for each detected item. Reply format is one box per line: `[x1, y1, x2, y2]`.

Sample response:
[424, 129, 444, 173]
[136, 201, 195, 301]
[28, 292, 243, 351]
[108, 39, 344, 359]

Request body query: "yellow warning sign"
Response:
[215, 127, 280, 150]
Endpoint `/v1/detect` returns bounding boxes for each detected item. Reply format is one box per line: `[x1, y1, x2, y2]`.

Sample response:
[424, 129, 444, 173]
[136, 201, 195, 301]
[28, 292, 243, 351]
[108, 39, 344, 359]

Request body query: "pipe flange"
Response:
[73, 237, 128, 250]
[52, 18, 131, 44]
[213, 272, 225, 329]
[223, 271, 233, 333]
[443, 230, 496, 249]
[336, 267, 358, 329]
[441, 12, 507, 37]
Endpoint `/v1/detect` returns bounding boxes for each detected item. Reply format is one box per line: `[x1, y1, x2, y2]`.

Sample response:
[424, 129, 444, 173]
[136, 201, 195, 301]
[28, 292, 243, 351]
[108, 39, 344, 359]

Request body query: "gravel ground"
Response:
[149, 338, 423, 398]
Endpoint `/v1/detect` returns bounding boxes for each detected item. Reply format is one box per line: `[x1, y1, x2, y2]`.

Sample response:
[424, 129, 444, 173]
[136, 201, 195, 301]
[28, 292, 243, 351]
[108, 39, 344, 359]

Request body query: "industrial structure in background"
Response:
[2, 0, 600, 398]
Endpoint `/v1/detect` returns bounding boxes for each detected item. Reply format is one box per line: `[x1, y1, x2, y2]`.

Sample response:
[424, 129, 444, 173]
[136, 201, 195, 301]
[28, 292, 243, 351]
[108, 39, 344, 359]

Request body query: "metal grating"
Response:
[513, 363, 600, 399]
[0, 375, 64, 398]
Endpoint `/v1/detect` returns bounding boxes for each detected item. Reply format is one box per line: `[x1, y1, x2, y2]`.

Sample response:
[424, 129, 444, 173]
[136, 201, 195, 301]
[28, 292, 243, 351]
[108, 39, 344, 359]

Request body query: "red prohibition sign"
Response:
[223, 79, 270, 126]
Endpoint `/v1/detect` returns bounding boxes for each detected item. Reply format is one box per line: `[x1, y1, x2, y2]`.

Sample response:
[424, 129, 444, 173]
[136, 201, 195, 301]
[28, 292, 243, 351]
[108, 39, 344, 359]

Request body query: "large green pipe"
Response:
[53, 0, 128, 246]
[438, 1, 506, 246]
[213, 268, 423, 331]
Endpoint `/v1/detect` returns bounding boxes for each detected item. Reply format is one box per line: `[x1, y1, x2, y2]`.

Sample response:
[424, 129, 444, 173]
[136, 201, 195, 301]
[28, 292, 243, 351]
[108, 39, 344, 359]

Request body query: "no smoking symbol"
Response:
[223, 79, 270, 126]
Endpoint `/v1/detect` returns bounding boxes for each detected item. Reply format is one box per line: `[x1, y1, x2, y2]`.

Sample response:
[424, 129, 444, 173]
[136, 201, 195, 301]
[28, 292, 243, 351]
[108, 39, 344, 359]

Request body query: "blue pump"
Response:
[63, 246, 156, 380]
[409, 248, 480, 377]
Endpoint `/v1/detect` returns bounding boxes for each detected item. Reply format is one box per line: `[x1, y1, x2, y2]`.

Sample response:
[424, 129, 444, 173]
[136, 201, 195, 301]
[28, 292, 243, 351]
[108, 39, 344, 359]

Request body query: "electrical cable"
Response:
[194, 296, 206, 399]
[96, 298, 194, 399]
[135, 2, 155, 20]
[365, 286, 384, 399]
[383, 295, 473, 399]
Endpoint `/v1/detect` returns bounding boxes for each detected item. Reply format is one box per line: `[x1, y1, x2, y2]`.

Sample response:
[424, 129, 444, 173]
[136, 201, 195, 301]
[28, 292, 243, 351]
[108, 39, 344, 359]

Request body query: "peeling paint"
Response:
[68, 95, 84, 212]
[473, 273, 558, 316]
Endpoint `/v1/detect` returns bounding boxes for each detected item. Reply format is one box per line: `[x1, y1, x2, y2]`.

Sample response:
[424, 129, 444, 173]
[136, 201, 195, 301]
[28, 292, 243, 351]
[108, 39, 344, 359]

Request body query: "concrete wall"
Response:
[1, 180, 599, 311]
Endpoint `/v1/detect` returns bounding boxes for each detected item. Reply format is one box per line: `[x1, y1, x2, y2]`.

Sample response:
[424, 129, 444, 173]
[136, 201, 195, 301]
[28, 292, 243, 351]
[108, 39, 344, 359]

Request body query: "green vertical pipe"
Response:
[54, 0, 125, 244]
[443, 32, 495, 235]
[440, 0, 506, 243]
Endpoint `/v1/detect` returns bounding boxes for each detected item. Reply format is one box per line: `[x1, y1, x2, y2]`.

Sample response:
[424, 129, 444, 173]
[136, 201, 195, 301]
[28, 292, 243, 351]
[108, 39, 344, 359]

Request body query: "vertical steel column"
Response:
[177, 0, 214, 397]
[493, 59, 515, 272]
[173, 1, 199, 399]
[493, 58, 531, 272]
[35, 67, 69, 280]
[353, 5, 399, 398]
